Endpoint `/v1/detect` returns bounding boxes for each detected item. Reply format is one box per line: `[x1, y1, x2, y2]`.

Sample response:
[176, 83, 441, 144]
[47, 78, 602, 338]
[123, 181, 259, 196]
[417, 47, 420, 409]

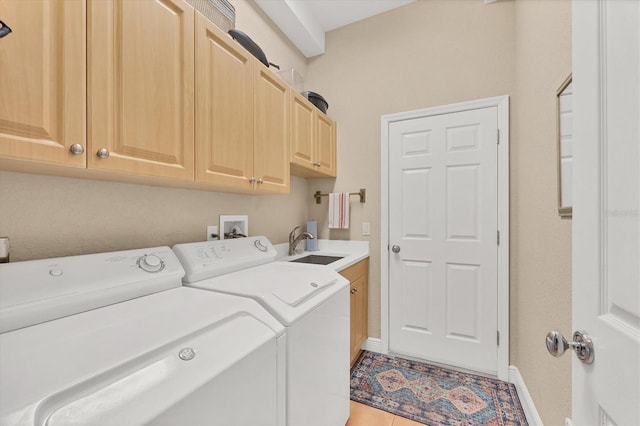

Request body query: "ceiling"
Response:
[254, 0, 416, 57]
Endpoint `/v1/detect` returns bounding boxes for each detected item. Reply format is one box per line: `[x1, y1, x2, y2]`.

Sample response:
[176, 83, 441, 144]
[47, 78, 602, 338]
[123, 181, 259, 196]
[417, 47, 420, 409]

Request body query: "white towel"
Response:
[328, 193, 350, 229]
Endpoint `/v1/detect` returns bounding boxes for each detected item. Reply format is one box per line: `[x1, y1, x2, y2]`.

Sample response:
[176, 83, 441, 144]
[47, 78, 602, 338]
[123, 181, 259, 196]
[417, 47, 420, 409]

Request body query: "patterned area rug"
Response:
[350, 351, 528, 426]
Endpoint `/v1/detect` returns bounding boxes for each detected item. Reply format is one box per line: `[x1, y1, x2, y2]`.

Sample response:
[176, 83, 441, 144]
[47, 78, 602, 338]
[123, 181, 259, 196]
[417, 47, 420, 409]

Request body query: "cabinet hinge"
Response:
[497, 230, 500, 245]
[497, 129, 500, 144]
[497, 331, 500, 346]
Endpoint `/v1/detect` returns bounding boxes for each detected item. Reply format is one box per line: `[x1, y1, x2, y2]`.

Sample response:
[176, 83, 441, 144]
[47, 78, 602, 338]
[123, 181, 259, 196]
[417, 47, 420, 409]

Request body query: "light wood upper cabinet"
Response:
[88, 0, 195, 181]
[195, 13, 254, 190]
[195, 16, 289, 194]
[254, 65, 290, 194]
[316, 112, 337, 177]
[1, 1, 306, 191]
[290, 90, 337, 178]
[0, 0, 86, 168]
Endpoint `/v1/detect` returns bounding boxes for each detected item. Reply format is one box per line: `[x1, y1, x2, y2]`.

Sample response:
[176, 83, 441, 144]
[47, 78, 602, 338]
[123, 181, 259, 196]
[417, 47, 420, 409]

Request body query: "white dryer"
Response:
[0, 247, 286, 426]
[173, 236, 350, 426]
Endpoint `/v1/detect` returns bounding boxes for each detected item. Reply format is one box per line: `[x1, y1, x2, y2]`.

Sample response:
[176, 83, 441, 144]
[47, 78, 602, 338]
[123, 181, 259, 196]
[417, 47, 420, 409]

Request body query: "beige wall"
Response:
[512, 0, 573, 423]
[306, 0, 571, 423]
[0, 0, 311, 261]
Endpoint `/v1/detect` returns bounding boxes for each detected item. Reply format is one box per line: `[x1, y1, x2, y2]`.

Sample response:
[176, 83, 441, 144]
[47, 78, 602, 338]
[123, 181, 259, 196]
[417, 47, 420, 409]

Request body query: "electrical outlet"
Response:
[207, 225, 218, 241]
[564, 418, 573, 426]
[362, 222, 371, 236]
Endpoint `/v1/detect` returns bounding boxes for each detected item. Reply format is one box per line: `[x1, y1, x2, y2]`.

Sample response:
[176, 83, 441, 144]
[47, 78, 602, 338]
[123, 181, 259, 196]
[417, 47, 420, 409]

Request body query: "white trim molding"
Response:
[380, 95, 510, 381]
[361, 337, 383, 354]
[509, 366, 543, 426]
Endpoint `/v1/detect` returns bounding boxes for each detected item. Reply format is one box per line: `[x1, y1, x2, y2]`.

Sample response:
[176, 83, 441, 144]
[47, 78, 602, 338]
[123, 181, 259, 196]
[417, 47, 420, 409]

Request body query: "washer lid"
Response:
[0, 247, 184, 333]
[0, 287, 284, 425]
[186, 262, 349, 325]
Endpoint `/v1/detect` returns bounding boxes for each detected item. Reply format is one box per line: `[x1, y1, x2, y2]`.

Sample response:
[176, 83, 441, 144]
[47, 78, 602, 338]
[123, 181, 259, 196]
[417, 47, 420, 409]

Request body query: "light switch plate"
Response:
[362, 222, 371, 236]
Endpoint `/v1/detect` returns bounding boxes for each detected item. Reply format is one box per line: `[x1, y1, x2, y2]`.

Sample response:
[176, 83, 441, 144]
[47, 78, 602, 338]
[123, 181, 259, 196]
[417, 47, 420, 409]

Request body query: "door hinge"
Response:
[497, 230, 500, 245]
[497, 331, 500, 346]
[497, 129, 500, 144]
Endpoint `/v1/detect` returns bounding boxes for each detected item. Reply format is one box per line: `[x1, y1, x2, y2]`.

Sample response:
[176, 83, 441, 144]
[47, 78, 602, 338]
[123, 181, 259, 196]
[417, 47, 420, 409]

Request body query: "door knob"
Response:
[391, 245, 401, 253]
[546, 330, 594, 364]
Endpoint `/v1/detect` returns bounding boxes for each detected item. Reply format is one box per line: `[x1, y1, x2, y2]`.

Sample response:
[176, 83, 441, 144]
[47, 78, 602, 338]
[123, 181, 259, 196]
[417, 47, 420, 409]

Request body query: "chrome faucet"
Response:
[288, 226, 315, 256]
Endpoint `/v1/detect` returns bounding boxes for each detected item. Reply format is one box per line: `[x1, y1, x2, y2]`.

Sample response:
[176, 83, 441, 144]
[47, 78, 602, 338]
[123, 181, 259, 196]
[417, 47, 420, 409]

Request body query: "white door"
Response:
[571, 1, 640, 424]
[388, 104, 500, 375]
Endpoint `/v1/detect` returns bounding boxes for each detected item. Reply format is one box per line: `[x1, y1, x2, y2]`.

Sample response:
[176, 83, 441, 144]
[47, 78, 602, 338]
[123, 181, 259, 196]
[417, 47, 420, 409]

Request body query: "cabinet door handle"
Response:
[69, 144, 84, 155]
[350, 288, 358, 294]
[96, 148, 110, 159]
[0, 20, 12, 38]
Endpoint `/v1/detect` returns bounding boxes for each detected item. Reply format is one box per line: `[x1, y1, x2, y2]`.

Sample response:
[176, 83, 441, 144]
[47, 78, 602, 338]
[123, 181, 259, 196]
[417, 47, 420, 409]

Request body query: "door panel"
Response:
[254, 66, 289, 193]
[195, 14, 253, 188]
[290, 92, 315, 168]
[572, 1, 640, 423]
[0, 0, 86, 167]
[316, 113, 336, 176]
[88, 0, 194, 180]
[389, 106, 498, 375]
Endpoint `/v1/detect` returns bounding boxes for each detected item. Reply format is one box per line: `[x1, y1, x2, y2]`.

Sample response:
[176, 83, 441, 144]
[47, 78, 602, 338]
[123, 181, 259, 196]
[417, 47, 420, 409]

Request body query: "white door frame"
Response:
[380, 96, 510, 380]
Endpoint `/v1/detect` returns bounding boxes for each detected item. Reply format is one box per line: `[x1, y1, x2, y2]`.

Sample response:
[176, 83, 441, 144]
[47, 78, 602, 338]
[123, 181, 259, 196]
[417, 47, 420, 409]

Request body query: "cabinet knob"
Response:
[313, 162, 321, 167]
[69, 144, 84, 155]
[249, 177, 256, 184]
[351, 288, 358, 294]
[96, 148, 110, 159]
[257, 178, 264, 184]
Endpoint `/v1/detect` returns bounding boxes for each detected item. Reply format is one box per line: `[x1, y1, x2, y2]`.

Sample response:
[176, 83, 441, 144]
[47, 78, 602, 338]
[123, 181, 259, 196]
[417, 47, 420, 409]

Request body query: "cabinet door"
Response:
[316, 113, 337, 177]
[254, 66, 290, 194]
[340, 258, 369, 365]
[290, 90, 315, 171]
[195, 14, 254, 190]
[0, 0, 86, 167]
[88, 0, 194, 180]
[350, 275, 369, 365]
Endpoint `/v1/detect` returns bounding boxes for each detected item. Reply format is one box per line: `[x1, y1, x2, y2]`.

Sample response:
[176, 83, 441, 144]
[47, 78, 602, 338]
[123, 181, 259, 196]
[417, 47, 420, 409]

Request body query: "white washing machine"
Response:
[0, 247, 286, 426]
[173, 236, 350, 426]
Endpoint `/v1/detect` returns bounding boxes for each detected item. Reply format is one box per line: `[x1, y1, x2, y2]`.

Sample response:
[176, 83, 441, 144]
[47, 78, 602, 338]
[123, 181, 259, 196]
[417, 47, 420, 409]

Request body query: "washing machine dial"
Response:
[137, 254, 165, 273]
[254, 239, 268, 252]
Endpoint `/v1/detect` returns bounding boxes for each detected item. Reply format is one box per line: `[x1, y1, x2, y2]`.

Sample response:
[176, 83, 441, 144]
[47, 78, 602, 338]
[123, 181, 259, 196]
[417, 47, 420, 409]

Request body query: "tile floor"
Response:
[346, 401, 424, 426]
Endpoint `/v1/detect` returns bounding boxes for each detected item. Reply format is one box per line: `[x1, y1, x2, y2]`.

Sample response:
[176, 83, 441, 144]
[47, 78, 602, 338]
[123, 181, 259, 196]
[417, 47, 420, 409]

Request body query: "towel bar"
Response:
[314, 189, 366, 204]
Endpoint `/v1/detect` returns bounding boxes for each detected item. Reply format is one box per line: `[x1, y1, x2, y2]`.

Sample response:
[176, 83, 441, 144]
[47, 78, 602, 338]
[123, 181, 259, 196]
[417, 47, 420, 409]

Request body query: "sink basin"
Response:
[289, 255, 344, 265]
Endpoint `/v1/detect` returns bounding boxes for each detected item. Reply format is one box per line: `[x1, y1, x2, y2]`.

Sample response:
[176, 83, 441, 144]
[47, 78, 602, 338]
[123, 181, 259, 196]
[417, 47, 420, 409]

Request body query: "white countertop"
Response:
[273, 239, 369, 272]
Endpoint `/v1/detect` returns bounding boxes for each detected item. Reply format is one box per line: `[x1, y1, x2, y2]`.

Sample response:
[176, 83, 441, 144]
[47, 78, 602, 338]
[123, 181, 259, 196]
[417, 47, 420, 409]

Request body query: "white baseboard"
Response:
[361, 337, 383, 354]
[509, 366, 543, 426]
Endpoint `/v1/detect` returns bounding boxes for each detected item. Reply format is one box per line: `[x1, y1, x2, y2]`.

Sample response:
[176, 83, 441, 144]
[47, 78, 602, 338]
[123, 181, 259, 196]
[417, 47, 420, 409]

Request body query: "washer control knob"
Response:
[137, 254, 164, 273]
[254, 239, 268, 252]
